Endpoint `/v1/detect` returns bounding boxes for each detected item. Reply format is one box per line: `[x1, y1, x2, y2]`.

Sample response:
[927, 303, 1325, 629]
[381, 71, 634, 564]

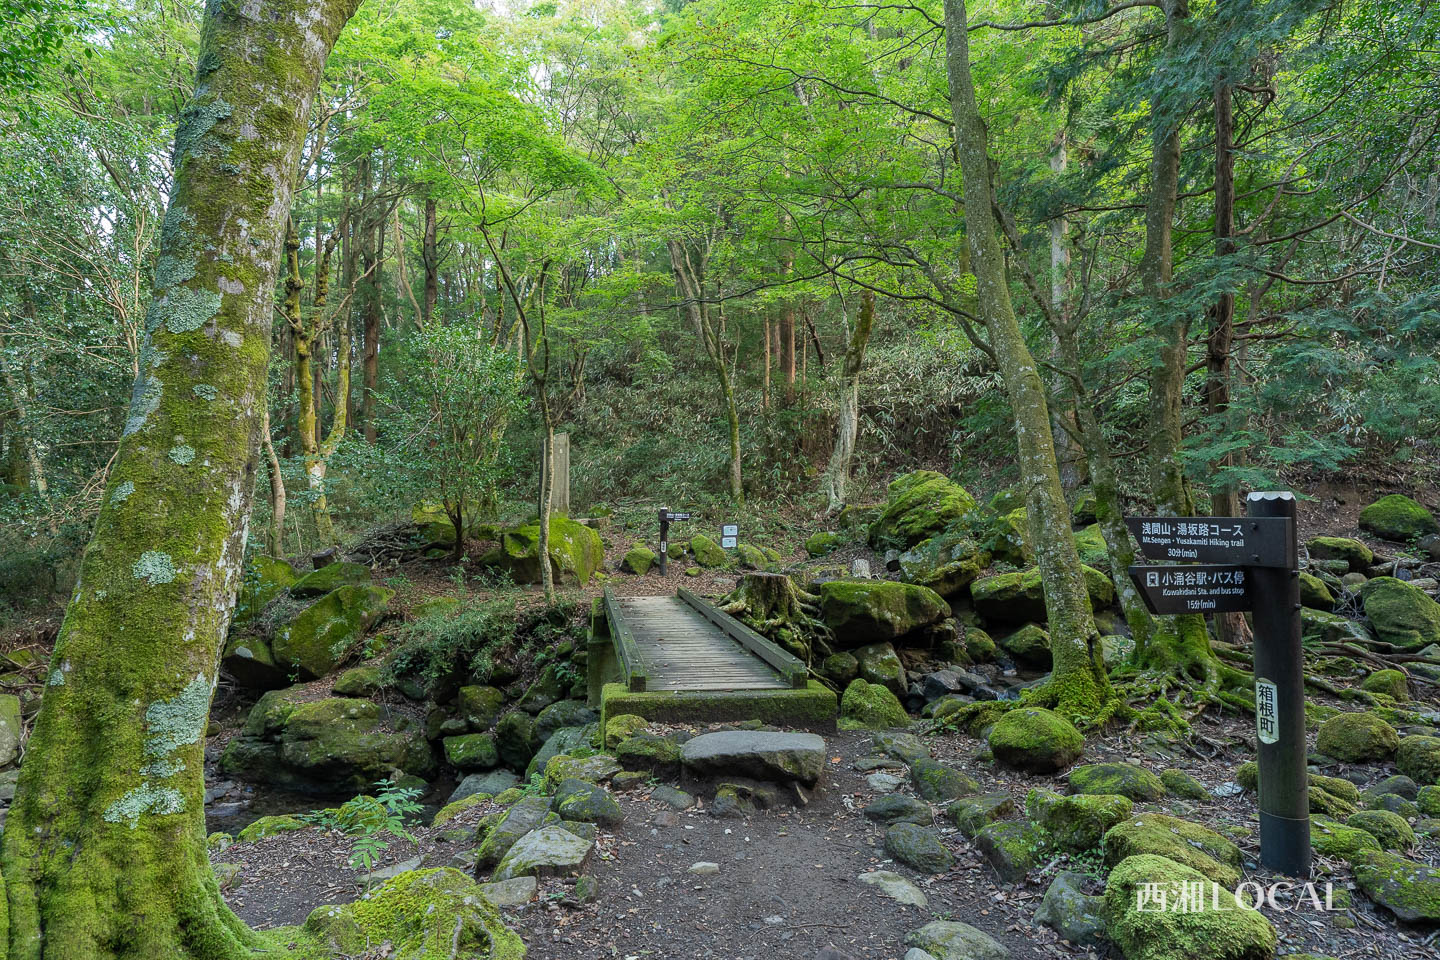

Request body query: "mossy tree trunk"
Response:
[821, 289, 875, 513]
[0, 0, 360, 956]
[1137, 0, 1220, 683]
[942, 0, 1115, 723]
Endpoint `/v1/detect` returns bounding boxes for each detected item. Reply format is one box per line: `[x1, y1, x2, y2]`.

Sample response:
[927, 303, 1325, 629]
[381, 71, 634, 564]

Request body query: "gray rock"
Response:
[909, 757, 979, 802]
[904, 921, 1009, 960]
[475, 795, 554, 868]
[884, 822, 955, 874]
[1365, 774, 1420, 802]
[853, 756, 908, 773]
[688, 861, 720, 875]
[863, 794, 932, 826]
[851, 558, 872, 579]
[903, 951, 938, 960]
[709, 782, 777, 818]
[921, 670, 964, 701]
[360, 855, 424, 888]
[651, 784, 695, 810]
[479, 876, 537, 908]
[858, 870, 928, 908]
[973, 821, 1041, 882]
[1033, 871, 1104, 945]
[493, 826, 593, 881]
[867, 772, 906, 793]
[552, 779, 623, 825]
[526, 724, 594, 780]
[449, 769, 519, 804]
[680, 731, 826, 786]
[872, 731, 928, 765]
[946, 793, 1015, 837]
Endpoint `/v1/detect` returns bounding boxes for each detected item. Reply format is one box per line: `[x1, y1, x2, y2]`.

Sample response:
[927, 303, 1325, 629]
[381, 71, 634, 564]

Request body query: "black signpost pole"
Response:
[1247, 491, 1310, 878]
[658, 509, 669, 577]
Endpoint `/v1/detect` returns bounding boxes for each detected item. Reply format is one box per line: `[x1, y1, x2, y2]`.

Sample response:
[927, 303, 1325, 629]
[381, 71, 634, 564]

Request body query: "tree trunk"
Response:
[762, 316, 771, 410]
[0, 0, 359, 955]
[1046, 132, 1085, 492]
[0, 336, 48, 501]
[359, 157, 381, 444]
[261, 409, 286, 558]
[422, 195, 439, 326]
[822, 290, 875, 512]
[1138, 0, 1218, 679]
[942, 0, 1113, 722]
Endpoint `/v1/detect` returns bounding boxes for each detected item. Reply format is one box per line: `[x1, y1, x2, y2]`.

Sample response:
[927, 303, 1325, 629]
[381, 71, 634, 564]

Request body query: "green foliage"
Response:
[302, 779, 426, 872]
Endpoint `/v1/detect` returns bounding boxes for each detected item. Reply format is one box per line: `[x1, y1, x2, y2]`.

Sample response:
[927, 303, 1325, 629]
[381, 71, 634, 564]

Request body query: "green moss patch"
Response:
[1359, 494, 1438, 542]
[600, 681, 837, 732]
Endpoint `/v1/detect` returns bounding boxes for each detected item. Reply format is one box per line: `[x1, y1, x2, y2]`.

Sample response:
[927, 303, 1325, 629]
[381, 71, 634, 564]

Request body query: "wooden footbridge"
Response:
[587, 588, 836, 729]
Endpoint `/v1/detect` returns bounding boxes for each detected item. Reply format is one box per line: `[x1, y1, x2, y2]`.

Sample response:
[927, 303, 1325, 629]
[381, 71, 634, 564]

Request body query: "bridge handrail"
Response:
[603, 586, 648, 692]
[677, 587, 808, 689]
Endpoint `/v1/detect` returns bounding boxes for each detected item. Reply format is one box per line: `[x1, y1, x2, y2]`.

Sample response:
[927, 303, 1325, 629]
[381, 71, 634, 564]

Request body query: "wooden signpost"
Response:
[657, 508, 691, 576]
[1126, 491, 1310, 878]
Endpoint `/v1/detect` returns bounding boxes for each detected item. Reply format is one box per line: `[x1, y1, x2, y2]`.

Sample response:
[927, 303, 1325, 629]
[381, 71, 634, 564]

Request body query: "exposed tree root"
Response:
[719, 572, 834, 665]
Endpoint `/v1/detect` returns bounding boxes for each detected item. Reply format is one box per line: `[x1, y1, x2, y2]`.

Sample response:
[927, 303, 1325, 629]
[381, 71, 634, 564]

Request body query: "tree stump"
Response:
[720, 572, 832, 663]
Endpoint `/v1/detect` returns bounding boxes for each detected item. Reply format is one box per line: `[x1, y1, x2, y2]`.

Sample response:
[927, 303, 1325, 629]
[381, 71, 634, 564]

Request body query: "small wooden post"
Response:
[552, 432, 570, 516]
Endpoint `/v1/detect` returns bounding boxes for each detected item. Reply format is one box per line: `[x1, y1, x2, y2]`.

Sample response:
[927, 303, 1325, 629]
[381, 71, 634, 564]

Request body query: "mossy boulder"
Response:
[1360, 577, 1440, 650]
[909, 756, 979, 802]
[1299, 572, 1334, 610]
[457, 685, 506, 731]
[897, 532, 990, 599]
[884, 822, 955, 874]
[839, 678, 910, 730]
[1348, 809, 1415, 851]
[989, 707, 1084, 773]
[220, 634, 288, 690]
[1159, 769, 1209, 802]
[1359, 494, 1438, 542]
[989, 506, 1032, 566]
[613, 733, 683, 777]
[1073, 523, 1108, 567]
[552, 778, 623, 826]
[818, 579, 949, 647]
[1102, 814, 1244, 886]
[1306, 536, 1373, 572]
[474, 795, 553, 869]
[734, 542, 768, 570]
[1072, 490, 1098, 525]
[1360, 668, 1410, 701]
[905, 921, 1009, 960]
[689, 533, 729, 568]
[970, 565, 1115, 623]
[804, 531, 842, 557]
[1027, 788, 1133, 853]
[974, 820, 1043, 882]
[1310, 816, 1381, 858]
[868, 470, 976, 550]
[620, 545, 656, 575]
[303, 868, 524, 959]
[332, 665, 383, 698]
[822, 652, 859, 685]
[854, 642, 905, 694]
[1352, 849, 1440, 923]
[290, 561, 372, 598]
[1069, 762, 1166, 802]
[272, 584, 393, 681]
[1316, 712, 1398, 762]
[947, 793, 1015, 838]
[1419, 784, 1440, 816]
[236, 814, 306, 843]
[603, 713, 648, 749]
[1300, 608, 1373, 647]
[1103, 854, 1276, 960]
[236, 554, 299, 623]
[481, 516, 605, 586]
[495, 711, 543, 769]
[998, 623, 1051, 670]
[443, 733, 500, 772]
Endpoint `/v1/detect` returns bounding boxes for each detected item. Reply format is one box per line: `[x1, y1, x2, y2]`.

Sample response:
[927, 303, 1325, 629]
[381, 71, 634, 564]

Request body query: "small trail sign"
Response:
[1125, 516, 1294, 567]
[657, 508, 692, 576]
[721, 523, 738, 549]
[1128, 564, 1253, 615]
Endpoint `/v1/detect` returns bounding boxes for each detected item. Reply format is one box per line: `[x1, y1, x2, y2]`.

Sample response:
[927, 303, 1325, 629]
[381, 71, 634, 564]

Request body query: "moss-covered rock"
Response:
[1072, 490, 1098, 525]
[1398, 736, 1440, 784]
[290, 561, 372, 598]
[804, 531, 842, 557]
[884, 822, 956, 874]
[1301, 608, 1373, 647]
[1102, 814, 1244, 886]
[1068, 762, 1166, 802]
[904, 921, 1009, 960]
[734, 542, 768, 570]
[304, 868, 524, 959]
[458, 685, 506, 731]
[236, 814, 306, 844]
[431, 792, 491, 829]
[236, 554, 299, 623]
[220, 634, 288, 690]
[1299, 572, 1335, 610]
[1316, 712, 1399, 762]
[946, 793, 1015, 838]
[1361, 668, 1410, 701]
[989, 707, 1083, 773]
[620, 545, 656, 575]
[443, 733, 500, 771]
[897, 532, 991, 599]
[613, 733, 683, 776]
[868, 470, 977, 550]
[603, 713, 648, 749]
[1419, 785, 1440, 816]
[332, 665, 383, 697]
[839, 678, 910, 730]
[822, 652, 859, 685]
[1103, 854, 1276, 960]
[1348, 809, 1414, 851]
[1359, 494, 1438, 542]
[552, 778, 623, 826]
[1310, 816, 1381, 858]
[272, 584, 393, 680]
[1352, 849, 1440, 922]
[909, 756, 979, 802]
[1362, 577, 1440, 650]
[1027, 788, 1133, 853]
[1073, 523, 1108, 567]
[989, 506, 1032, 566]
[818, 579, 950, 648]
[962, 627, 997, 663]
[475, 795, 554, 869]
[1159, 769, 1209, 802]
[495, 711, 542, 769]
[998, 623, 1051, 670]
[689, 533, 729, 568]
[1306, 536, 1373, 572]
[854, 641, 905, 694]
[481, 516, 606, 586]
[970, 565, 1115, 622]
[974, 820, 1043, 882]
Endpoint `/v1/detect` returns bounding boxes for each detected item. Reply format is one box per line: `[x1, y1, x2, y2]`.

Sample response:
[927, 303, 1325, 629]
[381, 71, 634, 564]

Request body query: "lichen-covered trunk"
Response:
[422, 195, 439, 326]
[1138, 0, 1216, 678]
[0, 337, 49, 501]
[261, 409, 286, 559]
[0, 0, 359, 956]
[942, 0, 1113, 722]
[822, 290, 875, 512]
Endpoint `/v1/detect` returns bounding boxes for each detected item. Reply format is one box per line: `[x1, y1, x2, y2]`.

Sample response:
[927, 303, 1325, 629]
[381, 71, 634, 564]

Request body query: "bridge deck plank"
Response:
[611, 595, 790, 692]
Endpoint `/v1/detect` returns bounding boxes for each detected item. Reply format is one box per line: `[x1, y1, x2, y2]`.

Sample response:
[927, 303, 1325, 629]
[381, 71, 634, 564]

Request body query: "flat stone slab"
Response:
[479, 876, 537, 908]
[905, 921, 1009, 960]
[680, 731, 827, 786]
[859, 870, 928, 908]
[493, 825, 593, 882]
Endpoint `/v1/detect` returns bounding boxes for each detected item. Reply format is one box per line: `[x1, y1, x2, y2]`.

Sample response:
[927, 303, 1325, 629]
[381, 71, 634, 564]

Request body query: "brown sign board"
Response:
[1127, 563, 1255, 615]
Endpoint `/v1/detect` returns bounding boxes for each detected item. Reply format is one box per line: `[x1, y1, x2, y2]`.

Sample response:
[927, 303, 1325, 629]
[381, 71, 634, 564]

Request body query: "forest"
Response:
[0, 0, 1438, 958]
